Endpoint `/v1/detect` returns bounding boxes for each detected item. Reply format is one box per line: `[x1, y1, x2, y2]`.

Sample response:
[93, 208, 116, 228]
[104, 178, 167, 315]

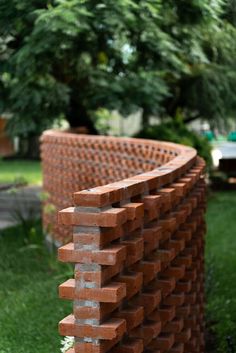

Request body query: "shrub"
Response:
[135, 120, 212, 167]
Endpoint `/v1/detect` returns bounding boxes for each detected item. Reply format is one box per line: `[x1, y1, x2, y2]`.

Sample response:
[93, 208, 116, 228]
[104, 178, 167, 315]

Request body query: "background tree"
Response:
[1, 0, 236, 141]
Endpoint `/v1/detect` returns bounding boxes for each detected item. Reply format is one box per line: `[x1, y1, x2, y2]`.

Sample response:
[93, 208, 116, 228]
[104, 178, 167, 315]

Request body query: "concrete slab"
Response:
[0, 185, 42, 230]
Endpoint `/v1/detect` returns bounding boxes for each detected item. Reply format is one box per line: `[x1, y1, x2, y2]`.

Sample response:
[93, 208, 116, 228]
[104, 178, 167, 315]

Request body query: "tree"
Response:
[0, 0, 236, 138]
[162, 0, 236, 128]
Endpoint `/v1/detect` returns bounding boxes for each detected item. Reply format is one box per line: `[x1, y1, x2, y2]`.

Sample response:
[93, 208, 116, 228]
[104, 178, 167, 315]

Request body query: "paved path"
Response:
[213, 142, 236, 158]
[0, 185, 42, 230]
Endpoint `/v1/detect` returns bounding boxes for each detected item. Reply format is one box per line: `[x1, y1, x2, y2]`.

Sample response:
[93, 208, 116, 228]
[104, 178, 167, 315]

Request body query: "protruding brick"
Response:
[163, 318, 184, 333]
[130, 321, 162, 345]
[115, 272, 143, 299]
[112, 338, 143, 353]
[58, 207, 127, 227]
[59, 279, 126, 303]
[58, 243, 126, 265]
[148, 333, 175, 351]
[114, 307, 144, 332]
[59, 314, 126, 340]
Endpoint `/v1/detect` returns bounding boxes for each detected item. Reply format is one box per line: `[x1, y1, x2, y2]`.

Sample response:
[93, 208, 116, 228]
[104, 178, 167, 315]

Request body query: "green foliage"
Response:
[135, 120, 212, 167]
[1, 0, 236, 136]
[0, 159, 41, 184]
[93, 108, 111, 135]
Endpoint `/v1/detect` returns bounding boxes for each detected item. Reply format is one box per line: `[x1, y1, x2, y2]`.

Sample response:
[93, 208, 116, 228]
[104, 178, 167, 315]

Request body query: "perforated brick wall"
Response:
[41, 130, 206, 353]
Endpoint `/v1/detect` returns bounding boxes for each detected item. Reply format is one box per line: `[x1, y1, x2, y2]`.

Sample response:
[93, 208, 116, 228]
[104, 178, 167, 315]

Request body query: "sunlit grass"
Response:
[0, 159, 42, 185]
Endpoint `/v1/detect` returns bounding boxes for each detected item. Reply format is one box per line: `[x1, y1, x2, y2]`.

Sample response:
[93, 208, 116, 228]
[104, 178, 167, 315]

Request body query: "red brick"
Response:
[74, 262, 123, 287]
[158, 306, 176, 322]
[73, 225, 124, 248]
[176, 305, 191, 317]
[163, 292, 185, 306]
[73, 187, 120, 208]
[169, 343, 184, 353]
[74, 302, 119, 321]
[163, 318, 184, 333]
[143, 227, 161, 255]
[59, 314, 126, 340]
[114, 306, 144, 331]
[74, 336, 120, 353]
[112, 338, 143, 353]
[130, 259, 161, 285]
[173, 254, 192, 268]
[148, 333, 175, 351]
[58, 243, 126, 265]
[163, 265, 185, 280]
[156, 248, 175, 263]
[156, 277, 176, 297]
[175, 280, 192, 293]
[131, 289, 161, 315]
[121, 203, 144, 220]
[58, 207, 127, 227]
[130, 321, 162, 345]
[158, 218, 176, 234]
[175, 328, 191, 343]
[59, 279, 126, 303]
[121, 237, 144, 259]
[115, 272, 143, 299]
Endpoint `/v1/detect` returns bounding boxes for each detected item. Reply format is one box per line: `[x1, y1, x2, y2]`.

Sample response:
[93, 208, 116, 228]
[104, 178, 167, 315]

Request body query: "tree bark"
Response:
[142, 108, 150, 129]
[18, 134, 40, 159]
[183, 114, 201, 124]
[66, 97, 98, 134]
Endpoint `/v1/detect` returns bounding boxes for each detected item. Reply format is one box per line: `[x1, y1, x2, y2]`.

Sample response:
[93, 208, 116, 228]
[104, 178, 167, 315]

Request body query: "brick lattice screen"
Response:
[41, 130, 206, 353]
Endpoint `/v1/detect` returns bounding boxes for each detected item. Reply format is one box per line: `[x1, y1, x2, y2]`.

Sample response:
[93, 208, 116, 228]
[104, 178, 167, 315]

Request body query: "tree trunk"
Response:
[142, 108, 150, 129]
[18, 134, 40, 159]
[66, 97, 98, 134]
[183, 114, 201, 124]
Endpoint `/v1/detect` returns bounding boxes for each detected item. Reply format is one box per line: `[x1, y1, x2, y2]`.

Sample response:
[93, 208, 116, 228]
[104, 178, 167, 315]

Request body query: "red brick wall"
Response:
[41, 130, 183, 244]
[41, 130, 206, 353]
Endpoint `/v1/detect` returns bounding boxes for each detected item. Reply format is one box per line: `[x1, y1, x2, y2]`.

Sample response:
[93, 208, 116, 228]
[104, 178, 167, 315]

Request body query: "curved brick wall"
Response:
[41, 130, 189, 244]
[41, 130, 206, 353]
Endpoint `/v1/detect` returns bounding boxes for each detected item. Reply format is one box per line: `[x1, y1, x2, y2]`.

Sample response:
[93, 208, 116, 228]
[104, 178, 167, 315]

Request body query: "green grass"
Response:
[0, 159, 42, 185]
[0, 223, 72, 353]
[206, 191, 236, 352]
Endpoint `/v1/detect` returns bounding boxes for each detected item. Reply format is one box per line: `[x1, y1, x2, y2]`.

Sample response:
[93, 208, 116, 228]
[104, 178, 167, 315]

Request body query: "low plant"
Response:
[7, 186, 42, 246]
[60, 336, 74, 353]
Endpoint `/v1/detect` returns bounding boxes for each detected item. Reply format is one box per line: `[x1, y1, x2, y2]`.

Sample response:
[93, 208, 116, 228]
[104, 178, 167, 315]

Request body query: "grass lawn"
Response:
[0, 223, 72, 353]
[206, 191, 236, 352]
[0, 191, 235, 352]
[0, 159, 42, 185]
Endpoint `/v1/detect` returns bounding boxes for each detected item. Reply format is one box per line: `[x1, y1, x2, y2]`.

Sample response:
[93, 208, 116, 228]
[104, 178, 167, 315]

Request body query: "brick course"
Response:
[40, 130, 206, 353]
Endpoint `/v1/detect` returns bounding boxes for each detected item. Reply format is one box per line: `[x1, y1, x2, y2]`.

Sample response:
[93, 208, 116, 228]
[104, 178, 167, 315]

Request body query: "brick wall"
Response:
[41, 130, 206, 353]
[41, 131, 184, 244]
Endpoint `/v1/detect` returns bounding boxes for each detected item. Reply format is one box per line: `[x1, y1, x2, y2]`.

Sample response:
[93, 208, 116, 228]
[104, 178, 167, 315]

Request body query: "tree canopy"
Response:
[1, 0, 236, 137]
